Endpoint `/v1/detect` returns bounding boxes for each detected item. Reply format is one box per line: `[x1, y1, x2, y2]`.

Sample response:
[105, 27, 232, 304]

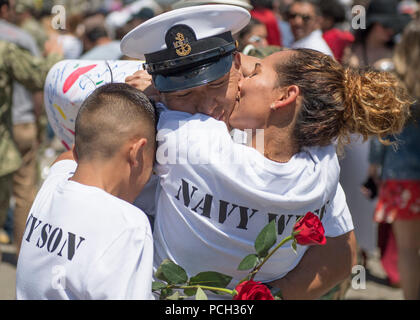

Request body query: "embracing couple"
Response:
[123, 5, 411, 300]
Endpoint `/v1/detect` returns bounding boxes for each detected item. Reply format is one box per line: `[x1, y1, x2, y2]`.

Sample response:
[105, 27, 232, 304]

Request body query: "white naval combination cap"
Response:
[120, 5, 251, 92]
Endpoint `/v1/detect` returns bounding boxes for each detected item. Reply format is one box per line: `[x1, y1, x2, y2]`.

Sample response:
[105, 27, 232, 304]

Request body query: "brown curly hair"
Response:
[275, 48, 413, 152]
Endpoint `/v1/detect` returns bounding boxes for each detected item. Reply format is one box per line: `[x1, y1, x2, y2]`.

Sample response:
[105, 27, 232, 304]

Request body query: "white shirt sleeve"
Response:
[322, 183, 355, 238]
[84, 226, 154, 300]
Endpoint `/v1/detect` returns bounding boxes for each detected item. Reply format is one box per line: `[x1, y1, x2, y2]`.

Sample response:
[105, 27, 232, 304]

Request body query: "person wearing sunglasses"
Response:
[237, 17, 283, 58]
[288, 0, 333, 56]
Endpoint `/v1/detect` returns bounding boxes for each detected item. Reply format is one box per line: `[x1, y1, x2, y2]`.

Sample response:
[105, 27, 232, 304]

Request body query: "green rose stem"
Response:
[242, 232, 300, 282]
[169, 284, 238, 296]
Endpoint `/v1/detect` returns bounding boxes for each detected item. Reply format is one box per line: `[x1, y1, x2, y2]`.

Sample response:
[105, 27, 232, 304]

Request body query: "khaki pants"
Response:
[12, 123, 38, 255]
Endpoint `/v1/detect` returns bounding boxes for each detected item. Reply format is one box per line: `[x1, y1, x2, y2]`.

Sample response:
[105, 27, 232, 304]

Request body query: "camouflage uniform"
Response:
[1, 15, 48, 248]
[20, 18, 48, 53]
[15, 0, 47, 52]
[0, 40, 61, 230]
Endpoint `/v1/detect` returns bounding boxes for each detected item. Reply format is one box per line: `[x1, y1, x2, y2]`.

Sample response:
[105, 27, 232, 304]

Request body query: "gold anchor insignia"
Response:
[173, 32, 191, 56]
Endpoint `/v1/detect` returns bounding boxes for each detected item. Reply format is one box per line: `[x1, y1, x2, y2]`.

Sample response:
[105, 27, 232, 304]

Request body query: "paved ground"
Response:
[0, 243, 403, 300]
[344, 249, 403, 300]
[0, 244, 18, 300]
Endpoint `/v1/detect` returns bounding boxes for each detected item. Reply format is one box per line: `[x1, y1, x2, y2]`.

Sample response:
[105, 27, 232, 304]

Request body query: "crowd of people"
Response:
[0, 0, 419, 300]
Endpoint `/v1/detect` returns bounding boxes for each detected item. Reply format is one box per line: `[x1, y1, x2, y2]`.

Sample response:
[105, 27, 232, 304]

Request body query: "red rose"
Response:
[233, 280, 274, 300]
[292, 211, 327, 245]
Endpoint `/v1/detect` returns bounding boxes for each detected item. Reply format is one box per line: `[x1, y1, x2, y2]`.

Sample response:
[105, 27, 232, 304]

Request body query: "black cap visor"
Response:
[153, 53, 233, 92]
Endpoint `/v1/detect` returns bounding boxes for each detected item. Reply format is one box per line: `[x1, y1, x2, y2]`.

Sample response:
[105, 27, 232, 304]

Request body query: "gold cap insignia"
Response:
[173, 32, 191, 56]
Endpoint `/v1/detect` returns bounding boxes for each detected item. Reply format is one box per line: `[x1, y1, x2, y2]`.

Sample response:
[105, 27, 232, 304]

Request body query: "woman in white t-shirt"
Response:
[152, 48, 412, 299]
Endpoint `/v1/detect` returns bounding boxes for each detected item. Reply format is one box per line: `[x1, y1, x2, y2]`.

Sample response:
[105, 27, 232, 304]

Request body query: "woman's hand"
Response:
[125, 70, 161, 102]
[361, 164, 381, 199]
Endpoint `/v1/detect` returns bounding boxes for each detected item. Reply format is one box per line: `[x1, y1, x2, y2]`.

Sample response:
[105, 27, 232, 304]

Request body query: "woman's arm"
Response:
[269, 230, 358, 300]
[125, 70, 161, 103]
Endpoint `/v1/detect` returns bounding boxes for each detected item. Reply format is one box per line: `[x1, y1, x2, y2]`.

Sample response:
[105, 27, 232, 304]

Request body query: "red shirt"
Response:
[251, 9, 282, 47]
[322, 28, 354, 62]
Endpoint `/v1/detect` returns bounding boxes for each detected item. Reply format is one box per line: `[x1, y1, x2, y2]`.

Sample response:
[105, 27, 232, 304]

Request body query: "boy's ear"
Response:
[129, 138, 147, 168]
[271, 85, 300, 110]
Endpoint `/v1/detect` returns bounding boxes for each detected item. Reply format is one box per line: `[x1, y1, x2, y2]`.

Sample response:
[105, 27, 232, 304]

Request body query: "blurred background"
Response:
[0, 0, 419, 300]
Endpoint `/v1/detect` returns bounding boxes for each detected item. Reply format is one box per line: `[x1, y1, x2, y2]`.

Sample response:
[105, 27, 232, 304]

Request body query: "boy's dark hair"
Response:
[75, 83, 156, 161]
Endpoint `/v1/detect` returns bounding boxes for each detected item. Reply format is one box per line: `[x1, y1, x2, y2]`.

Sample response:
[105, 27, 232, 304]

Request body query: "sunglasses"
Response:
[248, 35, 265, 43]
[287, 12, 314, 23]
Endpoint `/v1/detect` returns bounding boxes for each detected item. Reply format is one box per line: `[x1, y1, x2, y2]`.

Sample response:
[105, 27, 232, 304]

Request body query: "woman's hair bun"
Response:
[341, 67, 412, 146]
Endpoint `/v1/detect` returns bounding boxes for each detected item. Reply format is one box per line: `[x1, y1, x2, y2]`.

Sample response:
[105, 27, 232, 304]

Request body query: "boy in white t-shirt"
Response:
[16, 83, 156, 300]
